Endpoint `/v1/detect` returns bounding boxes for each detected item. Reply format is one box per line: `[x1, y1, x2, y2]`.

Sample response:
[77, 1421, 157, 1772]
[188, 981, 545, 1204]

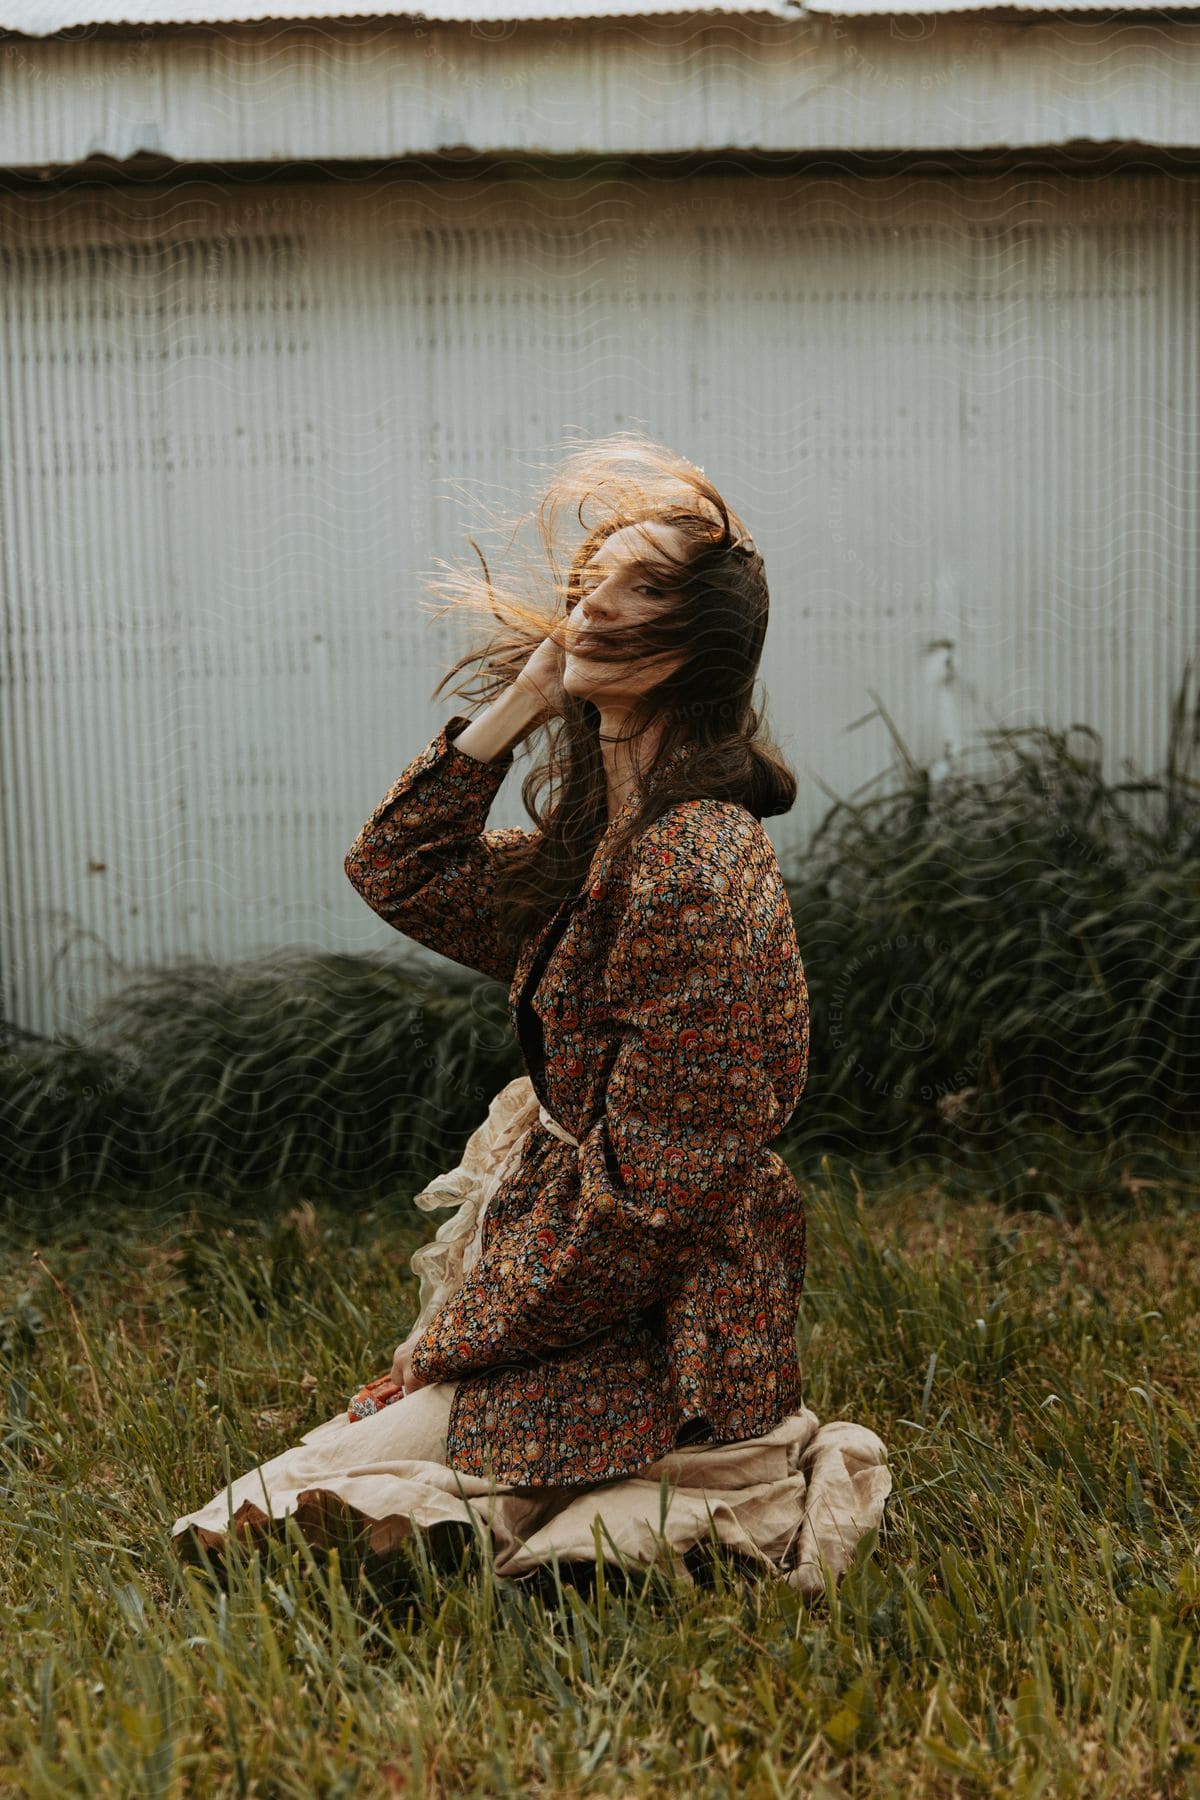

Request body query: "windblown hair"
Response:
[421, 431, 798, 947]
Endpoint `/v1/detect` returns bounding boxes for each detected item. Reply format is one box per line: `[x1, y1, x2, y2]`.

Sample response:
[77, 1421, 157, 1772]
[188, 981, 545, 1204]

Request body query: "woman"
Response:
[172, 436, 888, 1588]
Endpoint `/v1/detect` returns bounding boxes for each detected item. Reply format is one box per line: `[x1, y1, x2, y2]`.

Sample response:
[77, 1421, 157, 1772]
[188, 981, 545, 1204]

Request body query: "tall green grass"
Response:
[783, 670, 1200, 1171]
[0, 954, 521, 1200]
[1, 1163, 1197, 1795]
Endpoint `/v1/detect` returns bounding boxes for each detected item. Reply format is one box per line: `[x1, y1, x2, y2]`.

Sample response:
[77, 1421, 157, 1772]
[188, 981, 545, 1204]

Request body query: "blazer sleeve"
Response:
[344, 712, 533, 986]
[408, 856, 797, 1381]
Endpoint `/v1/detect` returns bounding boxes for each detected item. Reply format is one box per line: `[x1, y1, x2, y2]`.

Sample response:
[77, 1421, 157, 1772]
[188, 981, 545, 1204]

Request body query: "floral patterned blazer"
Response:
[344, 714, 811, 1488]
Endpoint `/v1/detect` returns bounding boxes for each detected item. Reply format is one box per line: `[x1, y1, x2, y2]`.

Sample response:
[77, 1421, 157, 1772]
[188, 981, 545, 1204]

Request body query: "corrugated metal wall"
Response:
[3, 18, 1200, 166]
[1, 167, 1196, 1033]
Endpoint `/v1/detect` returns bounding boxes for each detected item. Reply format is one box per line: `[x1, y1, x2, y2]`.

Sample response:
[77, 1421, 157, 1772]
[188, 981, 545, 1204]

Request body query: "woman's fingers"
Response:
[391, 1332, 430, 1395]
[391, 1332, 416, 1389]
[514, 633, 568, 721]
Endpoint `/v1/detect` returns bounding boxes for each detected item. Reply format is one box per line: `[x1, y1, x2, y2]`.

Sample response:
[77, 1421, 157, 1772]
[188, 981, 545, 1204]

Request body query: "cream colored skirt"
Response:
[171, 1077, 892, 1598]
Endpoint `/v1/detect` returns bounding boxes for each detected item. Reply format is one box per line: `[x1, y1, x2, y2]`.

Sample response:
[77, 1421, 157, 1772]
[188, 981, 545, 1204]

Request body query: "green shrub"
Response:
[0, 954, 520, 1199]
[783, 671, 1200, 1173]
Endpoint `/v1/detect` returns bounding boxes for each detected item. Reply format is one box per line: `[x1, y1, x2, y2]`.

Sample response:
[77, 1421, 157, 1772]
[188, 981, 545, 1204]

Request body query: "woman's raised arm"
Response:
[343, 681, 547, 985]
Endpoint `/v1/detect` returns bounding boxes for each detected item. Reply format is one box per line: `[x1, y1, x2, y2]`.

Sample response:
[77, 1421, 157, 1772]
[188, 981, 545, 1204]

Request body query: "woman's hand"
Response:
[513, 631, 569, 725]
[448, 638, 566, 766]
[390, 1329, 431, 1396]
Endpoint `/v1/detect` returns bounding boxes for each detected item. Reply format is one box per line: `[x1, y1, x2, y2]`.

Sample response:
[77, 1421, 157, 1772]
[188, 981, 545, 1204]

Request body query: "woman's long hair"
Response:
[421, 431, 798, 947]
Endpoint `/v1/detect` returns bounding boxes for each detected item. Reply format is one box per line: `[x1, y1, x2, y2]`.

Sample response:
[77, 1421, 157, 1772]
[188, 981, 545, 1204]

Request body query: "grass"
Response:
[0, 954, 522, 1199]
[785, 672, 1200, 1160]
[2, 1156, 1198, 1796]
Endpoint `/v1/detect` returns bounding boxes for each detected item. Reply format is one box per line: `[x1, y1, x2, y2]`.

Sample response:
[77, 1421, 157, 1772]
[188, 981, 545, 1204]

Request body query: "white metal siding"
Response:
[2, 19, 1200, 167]
[1, 168, 1197, 1032]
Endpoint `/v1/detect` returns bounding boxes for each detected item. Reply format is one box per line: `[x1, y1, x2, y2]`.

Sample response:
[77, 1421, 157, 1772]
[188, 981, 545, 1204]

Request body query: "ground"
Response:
[0, 1161, 1196, 1797]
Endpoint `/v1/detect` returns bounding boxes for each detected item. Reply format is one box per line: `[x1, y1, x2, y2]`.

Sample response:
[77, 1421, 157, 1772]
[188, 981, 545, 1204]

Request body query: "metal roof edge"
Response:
[8, 0, 1200, 27]
[804, 0, 1200, 11]
[0, 0, 806, 33]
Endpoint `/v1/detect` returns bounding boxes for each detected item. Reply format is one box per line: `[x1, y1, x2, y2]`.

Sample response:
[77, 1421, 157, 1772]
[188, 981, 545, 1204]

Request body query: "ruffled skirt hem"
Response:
[171, 1404, 892, 1601]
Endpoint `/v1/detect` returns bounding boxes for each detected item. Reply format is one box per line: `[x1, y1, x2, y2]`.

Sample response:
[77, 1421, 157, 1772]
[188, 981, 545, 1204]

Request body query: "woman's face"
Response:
[561, 521, 687, 706]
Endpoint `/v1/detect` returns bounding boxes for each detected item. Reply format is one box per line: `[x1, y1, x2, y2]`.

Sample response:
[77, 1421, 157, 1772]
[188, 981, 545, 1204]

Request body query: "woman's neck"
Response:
[598, 715, 666, 822]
